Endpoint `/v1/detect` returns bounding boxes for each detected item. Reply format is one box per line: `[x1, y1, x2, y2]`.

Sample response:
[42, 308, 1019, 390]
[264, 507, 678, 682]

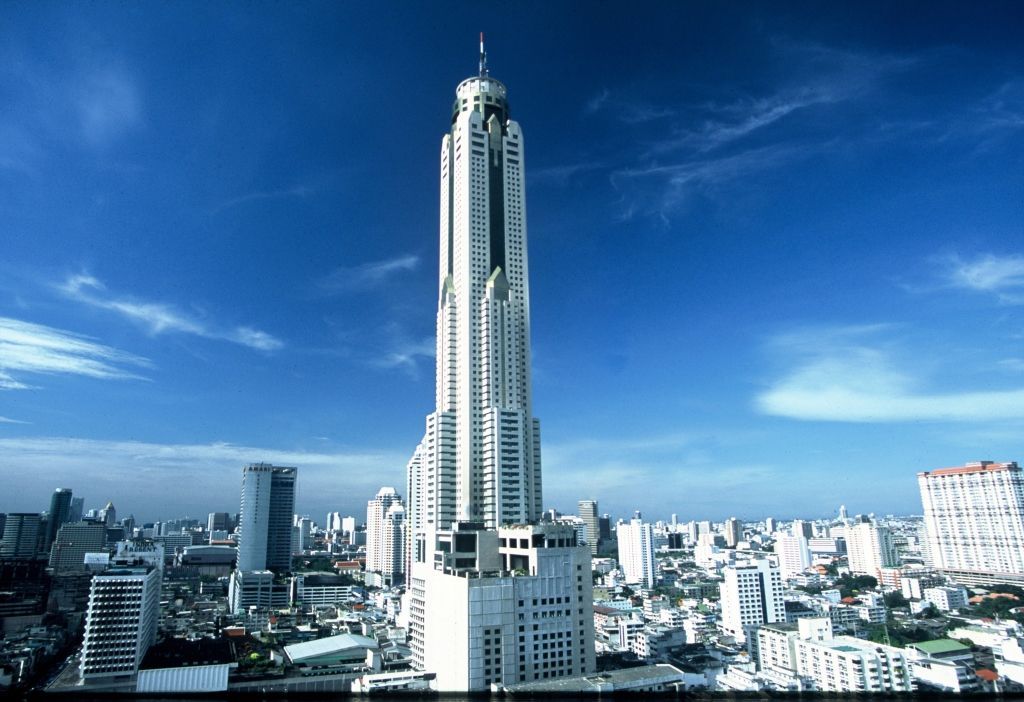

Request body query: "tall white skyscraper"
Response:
[724, 517, 743, 548]
[918, 461, 1024, 586]
[231, 463, 296, 614]
[846, 522, 899, 578]
[617, 514, 656, 588]
[406, 34, 541, 564]
[366, 487, 405, 581]
[404, 39, 595, 691]
[236, 463, 297, 572]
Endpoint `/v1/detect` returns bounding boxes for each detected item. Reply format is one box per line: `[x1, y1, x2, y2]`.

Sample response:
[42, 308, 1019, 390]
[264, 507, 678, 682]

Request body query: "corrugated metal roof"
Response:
[284, 633, 379, 662]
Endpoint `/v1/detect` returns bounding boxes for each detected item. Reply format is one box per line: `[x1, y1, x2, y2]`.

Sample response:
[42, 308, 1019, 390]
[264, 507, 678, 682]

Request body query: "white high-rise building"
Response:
[758, 619, 913, 692]
[367, 487, 402, 573]
[81, 562, 161, 680]
[406, 34, 541, 566]
[846, 522, 899, 578]
[410, 523, 595, 690]
[724, 517, 743, 548]
[578, 500, 599, 555]
[774, 533, 811, 579]
[231, 463, 296, 614]
[403, 38, 593, 690]
[617, 514, 656, 588]
[236, 463, 297, 572]
[918, 461, 1024, 586]
[720, 559, 785, 644]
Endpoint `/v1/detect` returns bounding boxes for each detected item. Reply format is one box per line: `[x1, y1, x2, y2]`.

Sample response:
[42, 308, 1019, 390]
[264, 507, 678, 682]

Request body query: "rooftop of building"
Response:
[140, 637, 236, 670]
[919, 461, 1019, 477]
[283, 633, 378, 662]
[504, 664, 685, 693]
[908, 639, 972, 655]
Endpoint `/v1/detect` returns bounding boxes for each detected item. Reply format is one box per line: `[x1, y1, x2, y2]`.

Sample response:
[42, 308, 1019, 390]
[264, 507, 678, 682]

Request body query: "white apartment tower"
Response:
[774, 533, 812, 579]
[720, 559, 786, 644]
[918, 461, 1024, 586]
[406, 35, 541, 567]
[617, 514, 656, 588]
[846, 522, 899, 578]
[367, 487, 402, 572]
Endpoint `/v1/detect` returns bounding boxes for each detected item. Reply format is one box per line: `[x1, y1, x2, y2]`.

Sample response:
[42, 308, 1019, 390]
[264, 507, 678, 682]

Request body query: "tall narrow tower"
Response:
[408, 36, 541, 562]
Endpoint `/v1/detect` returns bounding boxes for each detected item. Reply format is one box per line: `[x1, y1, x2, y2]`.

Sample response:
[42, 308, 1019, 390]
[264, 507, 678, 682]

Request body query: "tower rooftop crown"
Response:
[451, 34, 509, 124]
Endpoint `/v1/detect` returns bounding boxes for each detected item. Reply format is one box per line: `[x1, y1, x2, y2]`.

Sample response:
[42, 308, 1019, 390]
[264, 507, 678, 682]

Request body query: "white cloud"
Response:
[755, 325, 1024, 422]
[317, 255, 420, 294]
[0, 316, 150, 389]
[212, 185, 313, 214]
[940, 253, 1024, 303]
[75, 68, 142, 144]
[371, 337, 435, 374]
[0, 415, 29, 424]
[0, 436, 407, 518]
[58, 274, 283, 351]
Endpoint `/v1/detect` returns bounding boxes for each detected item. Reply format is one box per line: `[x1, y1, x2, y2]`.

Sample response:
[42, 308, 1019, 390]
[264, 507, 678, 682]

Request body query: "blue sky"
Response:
[1, 2, 1023, 524]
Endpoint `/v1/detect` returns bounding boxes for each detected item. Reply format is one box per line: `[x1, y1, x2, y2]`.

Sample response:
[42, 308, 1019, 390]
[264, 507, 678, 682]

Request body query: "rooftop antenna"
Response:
[479, 32, 488, 77]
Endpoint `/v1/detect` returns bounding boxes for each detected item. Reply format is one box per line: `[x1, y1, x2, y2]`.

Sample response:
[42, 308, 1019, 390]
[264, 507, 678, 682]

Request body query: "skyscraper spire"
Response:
[479, 32, 488, 77]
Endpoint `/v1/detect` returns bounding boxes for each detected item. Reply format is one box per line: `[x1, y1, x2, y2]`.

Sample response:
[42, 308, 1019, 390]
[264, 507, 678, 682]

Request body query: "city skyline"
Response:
[3, 3, 1024, 521]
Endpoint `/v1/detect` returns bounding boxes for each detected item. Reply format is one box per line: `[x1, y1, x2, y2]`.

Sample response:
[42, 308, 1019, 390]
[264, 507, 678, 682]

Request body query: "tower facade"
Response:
[617, 515, 656, 588]
[578, 500, 599, 555]
[918, 461, 1024, 585]
[46, 488, 74, 546]
[407, 39, 541, 564]
[236, 463, 297, 572]
[366, 487, 405, 580]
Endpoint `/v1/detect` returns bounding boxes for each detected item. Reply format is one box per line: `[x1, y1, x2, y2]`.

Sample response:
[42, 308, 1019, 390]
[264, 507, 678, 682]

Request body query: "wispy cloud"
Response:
[75, 67, 142, 144]
[0, 316, 150, 390]
[57, 274, 283, 351]
[530, 161, 606, 187]
[371, 336, 435, 375]
[584, 88, 675, 124]
[937, 252, 1024, 303]
[212, 185, 313, 214]
[755, 325, 1024, 422]
[0, 416, 29, 424]
[316, 255, 420, 295]
[0, 436, 407, 517]
[611, 143, 811, 220]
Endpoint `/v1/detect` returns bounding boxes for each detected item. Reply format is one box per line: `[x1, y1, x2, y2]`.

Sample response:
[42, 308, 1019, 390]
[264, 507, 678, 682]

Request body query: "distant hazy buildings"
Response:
[918, 460, 1024, 586]
[617, 514, 656, 588]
